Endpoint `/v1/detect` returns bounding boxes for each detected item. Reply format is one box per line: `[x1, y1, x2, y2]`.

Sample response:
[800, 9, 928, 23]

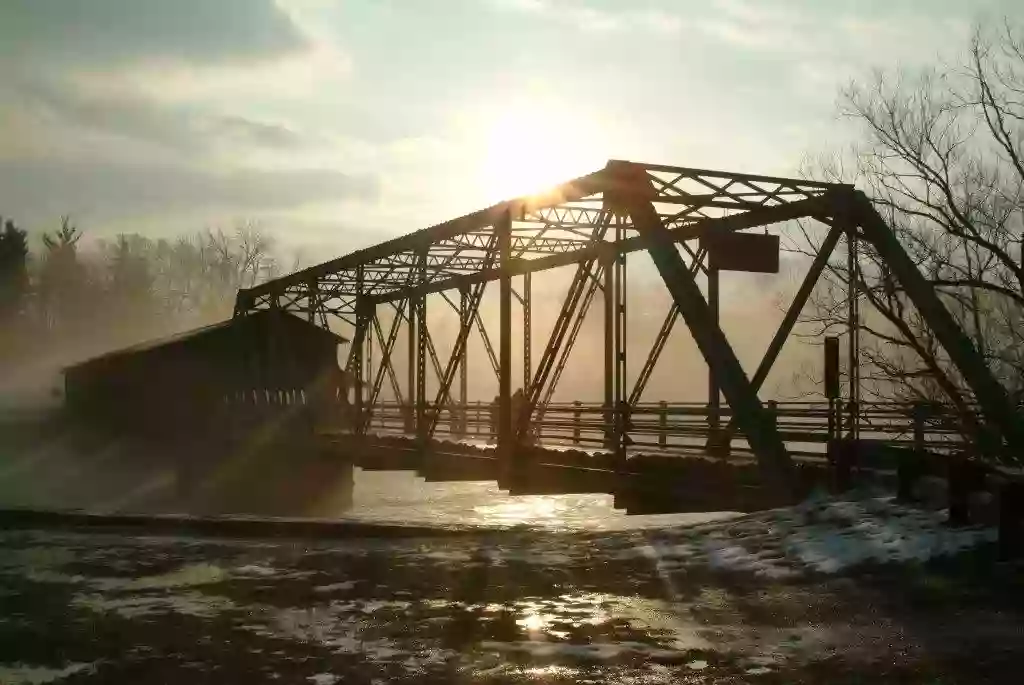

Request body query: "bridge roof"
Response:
[64, 310, 348, 373]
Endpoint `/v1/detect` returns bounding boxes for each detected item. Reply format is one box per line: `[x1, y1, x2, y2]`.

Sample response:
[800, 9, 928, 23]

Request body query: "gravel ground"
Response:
[1, 496, 1023, 684]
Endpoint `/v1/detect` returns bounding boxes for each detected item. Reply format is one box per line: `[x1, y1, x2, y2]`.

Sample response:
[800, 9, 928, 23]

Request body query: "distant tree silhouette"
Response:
[37, 216, 93, 337]
[0, 216, 30, 360]
[0, 214, 291, 373]
[99, 233, 161, 346]
[0, 217, 29, 319]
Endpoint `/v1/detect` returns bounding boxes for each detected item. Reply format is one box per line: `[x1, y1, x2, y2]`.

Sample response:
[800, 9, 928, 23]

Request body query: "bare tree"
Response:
[795, 19, 1024, 438]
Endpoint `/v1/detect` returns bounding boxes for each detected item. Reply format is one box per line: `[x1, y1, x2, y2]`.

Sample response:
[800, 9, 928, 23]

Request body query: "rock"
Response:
[912, 475, 949, 510]
[969, 490, 998, 526]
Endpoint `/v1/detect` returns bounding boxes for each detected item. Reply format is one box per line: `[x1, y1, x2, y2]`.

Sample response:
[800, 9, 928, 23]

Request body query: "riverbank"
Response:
[2, 493, 1020, 684]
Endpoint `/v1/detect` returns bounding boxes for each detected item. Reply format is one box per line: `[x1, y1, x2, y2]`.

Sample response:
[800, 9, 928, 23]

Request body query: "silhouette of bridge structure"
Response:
[233, 160, 1022, 503]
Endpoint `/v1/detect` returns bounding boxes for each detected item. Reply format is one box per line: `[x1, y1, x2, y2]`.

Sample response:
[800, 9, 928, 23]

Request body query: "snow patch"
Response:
[0, 662, 95, 684]
[623, 495, 997, 577]
[307, 674, 339, 685]
[72, 591, 234, 619]
[314, 581, 357, 593]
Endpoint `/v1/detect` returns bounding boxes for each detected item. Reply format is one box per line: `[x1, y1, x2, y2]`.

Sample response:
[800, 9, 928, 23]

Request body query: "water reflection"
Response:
[522, 665, 582, 679]
[349, 469, 732, 530]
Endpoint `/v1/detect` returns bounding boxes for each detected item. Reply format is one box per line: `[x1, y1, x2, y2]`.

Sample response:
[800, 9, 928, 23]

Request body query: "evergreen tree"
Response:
[0, 216, 29, 324]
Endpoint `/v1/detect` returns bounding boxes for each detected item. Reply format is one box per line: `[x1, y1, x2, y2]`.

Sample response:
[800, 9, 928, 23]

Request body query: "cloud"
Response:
[0, 75, 316, 166]
[0, 157, 378, 225]
[209, 116, 305, 149]
[0, 0, 359, 232]
[489, 0, 683, 35]
[491, 0, 548, 12]
[0, 0, 306, 67]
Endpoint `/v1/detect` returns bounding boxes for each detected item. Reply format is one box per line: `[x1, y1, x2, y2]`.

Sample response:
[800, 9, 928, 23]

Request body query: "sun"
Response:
[478, 101, 605, 202]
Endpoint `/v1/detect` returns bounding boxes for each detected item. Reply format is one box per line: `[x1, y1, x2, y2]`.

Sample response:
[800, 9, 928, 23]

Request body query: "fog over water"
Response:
[0, 412, 730, 530]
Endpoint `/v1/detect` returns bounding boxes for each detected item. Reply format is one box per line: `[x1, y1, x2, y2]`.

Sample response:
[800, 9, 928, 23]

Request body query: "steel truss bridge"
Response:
[235, 160, 1023, 491]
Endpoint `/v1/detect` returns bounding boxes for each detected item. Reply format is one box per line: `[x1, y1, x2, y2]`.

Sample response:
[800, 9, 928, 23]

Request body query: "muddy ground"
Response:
[1, 504, 1023, 684]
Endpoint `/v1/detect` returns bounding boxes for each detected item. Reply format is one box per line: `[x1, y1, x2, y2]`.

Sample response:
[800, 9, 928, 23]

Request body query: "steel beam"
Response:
[614, 218, 628, 458]
[415, 255, 427, 442]
[363, 304, 405, 432]
[498, 210, 513, 453]
[423, 326, 444, 385]
[426, 249, 495, 437]
[603, 252, 615, 448]
[459, 286, 469, 430]
[628, 247, 706, 406]
[523, 271, 532, 392]
[473, 311, 500, 379]
[518, 222, 610, 438]
[537, 263, 605, 416]
[715, 221, 844, 442]
[369, 197, 828, 305]
[613, 162, 795, 491]
[405, 294, 416, 433]
[707, 264, 721, 447]
[240, 168, 612, 299]
[849, 190, 1024, 460]
[307, 279, 318, 323]
[372, 310, 404, 401]
[846, 220, 860, 439]
[353, 301, 369, 434]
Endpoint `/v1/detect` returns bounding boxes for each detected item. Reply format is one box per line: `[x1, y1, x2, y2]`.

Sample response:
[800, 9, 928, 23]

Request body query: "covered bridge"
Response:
[63, 310, 350, 440]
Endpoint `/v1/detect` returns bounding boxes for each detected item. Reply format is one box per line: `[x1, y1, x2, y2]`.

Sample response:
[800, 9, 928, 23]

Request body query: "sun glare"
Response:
[478, 101, 605, 202]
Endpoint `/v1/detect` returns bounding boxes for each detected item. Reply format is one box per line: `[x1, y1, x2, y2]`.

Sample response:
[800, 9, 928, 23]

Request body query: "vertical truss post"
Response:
[459, 286, 470, 437]
[498, 210, 513, 455]
[614, 220, 628, 460]
[707, 264, 722, 455]
[405, 296, 416, 434]
[846, 221, 860, 440]
[523, 271, 532, 393]
[307, 279, 318, 323]
[603, 250, 615, 448]
[415, 253, 428, 444]
[366, 308, 374, 414]
[353, 266, 366, 434]
[612, 162, 795, 492]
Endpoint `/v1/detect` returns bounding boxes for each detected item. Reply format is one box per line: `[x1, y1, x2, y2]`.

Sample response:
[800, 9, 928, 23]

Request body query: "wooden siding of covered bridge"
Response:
[63, 310, 350, 439]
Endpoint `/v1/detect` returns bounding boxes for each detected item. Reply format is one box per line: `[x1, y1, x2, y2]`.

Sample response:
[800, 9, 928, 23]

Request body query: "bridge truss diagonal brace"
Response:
[361, 302, 406, 434]
[628, 245, 706, 407]
[517, 214, 613, 439]
[615, 165, 796, 492]
[517, 252, 606, 440]
[426, 245, 497, 438]
[848, 191, 1024, 461]
[714, 219, 845, 445]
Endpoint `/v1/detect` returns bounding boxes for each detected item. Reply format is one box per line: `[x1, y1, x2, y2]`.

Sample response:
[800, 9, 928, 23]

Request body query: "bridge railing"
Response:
[351, 399, 975, 458]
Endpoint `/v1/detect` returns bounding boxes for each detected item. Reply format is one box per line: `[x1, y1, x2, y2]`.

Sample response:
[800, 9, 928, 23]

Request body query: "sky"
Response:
[1, 0, 1022, 401]
[1, 0, 1020, 256]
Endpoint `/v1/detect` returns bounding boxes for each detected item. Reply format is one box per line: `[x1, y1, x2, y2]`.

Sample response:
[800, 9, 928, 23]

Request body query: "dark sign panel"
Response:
[824, 336, 840, 399]
[699, 231, 780, 274]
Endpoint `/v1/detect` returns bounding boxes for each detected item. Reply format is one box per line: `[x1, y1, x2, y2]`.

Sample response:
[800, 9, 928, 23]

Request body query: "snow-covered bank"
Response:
[609, 493, 998, 578]
[0, 491, 1017, 684]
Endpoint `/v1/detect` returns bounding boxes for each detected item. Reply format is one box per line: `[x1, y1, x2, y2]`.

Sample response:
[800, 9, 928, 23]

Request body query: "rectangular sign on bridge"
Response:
[700, 231, 780, 274]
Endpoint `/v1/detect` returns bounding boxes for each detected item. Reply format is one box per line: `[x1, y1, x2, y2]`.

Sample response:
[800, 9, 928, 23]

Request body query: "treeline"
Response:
[0, 215, 287, 374]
